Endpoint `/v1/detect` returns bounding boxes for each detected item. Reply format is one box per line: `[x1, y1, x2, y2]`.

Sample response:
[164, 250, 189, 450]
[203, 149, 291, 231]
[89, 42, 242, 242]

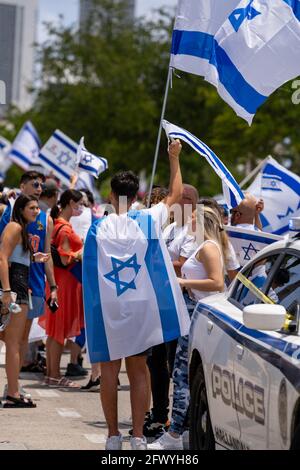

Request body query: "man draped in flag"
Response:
[83, 140, 190, 451]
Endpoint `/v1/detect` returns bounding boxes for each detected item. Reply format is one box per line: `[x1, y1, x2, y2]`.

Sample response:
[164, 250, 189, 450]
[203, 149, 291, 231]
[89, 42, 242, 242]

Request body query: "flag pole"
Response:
[239, 156, 270, 189]
[147, 67, 172, 208]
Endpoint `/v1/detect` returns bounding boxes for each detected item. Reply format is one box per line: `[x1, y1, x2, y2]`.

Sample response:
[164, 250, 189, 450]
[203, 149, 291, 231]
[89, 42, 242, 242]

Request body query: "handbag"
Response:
[51, 224, 68, 269]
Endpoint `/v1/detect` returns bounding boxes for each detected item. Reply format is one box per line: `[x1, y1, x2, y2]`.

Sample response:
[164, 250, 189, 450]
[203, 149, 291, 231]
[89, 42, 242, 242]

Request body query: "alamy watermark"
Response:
[0, 80, 6, 105]
[291, 79, 300, 105]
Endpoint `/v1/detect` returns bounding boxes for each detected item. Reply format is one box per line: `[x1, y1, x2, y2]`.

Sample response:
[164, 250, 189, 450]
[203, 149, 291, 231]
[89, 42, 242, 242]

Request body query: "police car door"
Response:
[229, 254, 281, 449]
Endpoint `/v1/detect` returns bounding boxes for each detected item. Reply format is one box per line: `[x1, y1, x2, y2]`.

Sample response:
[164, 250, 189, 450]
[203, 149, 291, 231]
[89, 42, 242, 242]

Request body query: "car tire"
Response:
[291, 423, 300, 450]
[190, 364, 215, 450]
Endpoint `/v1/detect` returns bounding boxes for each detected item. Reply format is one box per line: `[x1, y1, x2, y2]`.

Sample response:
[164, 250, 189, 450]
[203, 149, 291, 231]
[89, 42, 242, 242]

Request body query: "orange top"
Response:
[53, 218, 83, 265]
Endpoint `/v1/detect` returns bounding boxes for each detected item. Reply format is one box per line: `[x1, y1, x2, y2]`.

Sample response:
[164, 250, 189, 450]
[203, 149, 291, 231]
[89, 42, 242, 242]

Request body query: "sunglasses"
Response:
[230, 209, 241, 215]
[32, 181, 46, 190]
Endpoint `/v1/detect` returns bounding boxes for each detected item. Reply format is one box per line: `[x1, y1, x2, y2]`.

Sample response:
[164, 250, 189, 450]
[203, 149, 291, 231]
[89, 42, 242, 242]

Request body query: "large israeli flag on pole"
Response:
[9, 121, 41, 171]
[39, 130, 77, 186]
[83, 208, 190, 362]
[77, 137, 108, 178]
[171, 0, 300, 124]
[247, 156, 300, 235]
[0, 136, 12, 182]
[226, 226, 283, 267]
[162, 120, 244, 208]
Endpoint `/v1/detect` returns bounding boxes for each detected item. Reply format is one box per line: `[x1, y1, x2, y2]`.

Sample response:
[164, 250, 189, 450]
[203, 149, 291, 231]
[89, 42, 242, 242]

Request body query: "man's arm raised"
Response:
[164, 139, 183, 208]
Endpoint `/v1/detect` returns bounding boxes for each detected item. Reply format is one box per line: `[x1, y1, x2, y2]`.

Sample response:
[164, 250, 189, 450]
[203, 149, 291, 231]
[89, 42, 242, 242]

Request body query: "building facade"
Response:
[0, 0, 38, 113]
[80, 0, 135, 28]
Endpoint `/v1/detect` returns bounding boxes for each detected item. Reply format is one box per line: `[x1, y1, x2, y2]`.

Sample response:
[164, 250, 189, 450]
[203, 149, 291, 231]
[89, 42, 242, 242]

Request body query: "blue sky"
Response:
[39, 0, 177, 41]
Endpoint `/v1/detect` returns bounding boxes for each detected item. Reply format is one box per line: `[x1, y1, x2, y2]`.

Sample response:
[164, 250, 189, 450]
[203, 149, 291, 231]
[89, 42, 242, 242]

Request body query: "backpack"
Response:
[51, 224, 68, 269]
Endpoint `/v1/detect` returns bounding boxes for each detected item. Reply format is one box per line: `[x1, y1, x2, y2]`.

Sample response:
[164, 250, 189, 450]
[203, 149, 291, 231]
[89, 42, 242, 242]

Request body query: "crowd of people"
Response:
[0, 139, 265, 450]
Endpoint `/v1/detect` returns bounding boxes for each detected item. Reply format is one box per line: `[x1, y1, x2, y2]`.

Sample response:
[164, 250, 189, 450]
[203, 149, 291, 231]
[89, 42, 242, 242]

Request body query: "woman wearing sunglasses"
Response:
[0, 195, 50, 408]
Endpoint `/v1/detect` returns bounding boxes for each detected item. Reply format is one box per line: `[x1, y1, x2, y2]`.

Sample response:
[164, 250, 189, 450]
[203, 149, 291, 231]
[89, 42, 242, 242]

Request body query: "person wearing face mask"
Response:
[39, 190, 85, 387]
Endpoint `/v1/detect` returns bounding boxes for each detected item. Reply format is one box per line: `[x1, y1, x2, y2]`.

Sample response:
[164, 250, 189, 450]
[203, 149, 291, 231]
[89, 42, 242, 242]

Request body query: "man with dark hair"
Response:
[0, 171, 57, 384]
[39, 179, 59, 214]
[83, 140, 188, 451]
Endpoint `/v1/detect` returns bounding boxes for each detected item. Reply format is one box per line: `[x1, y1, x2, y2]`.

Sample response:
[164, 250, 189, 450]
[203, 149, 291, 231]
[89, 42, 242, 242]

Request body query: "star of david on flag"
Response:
[247, 156, 300, 235]
[77, 137, 108, 178]
[170, 0, 300, 124]
[104, 254, 141, 297]
[242, 242, 259, 261]
[83, 209, 190, 362]
[226, 225, 283, 267]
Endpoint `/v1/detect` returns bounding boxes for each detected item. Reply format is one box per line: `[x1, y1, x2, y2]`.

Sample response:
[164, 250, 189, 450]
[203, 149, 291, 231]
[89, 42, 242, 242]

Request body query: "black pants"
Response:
[147, 343, 170, 423]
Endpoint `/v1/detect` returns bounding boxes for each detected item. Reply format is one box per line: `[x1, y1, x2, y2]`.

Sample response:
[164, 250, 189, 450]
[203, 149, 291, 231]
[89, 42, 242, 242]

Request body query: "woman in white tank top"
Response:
[179, 207, 226, 301]
[149, 206, 228, 450]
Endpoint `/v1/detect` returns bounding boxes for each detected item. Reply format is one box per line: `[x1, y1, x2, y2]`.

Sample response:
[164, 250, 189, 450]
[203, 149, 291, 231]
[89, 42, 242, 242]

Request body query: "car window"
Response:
[231, 255, 279, 307]
[265, 255, 300, 319]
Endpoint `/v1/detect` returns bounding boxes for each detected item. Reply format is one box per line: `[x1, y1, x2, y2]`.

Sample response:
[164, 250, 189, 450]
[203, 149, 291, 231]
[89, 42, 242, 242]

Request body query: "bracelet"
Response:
[50, 285, 58, 292]
[2, 289, 11, 293]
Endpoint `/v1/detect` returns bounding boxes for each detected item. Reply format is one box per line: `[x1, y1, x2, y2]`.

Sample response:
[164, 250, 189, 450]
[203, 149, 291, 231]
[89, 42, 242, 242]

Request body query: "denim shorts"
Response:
[9, 263, 29, 305]
[27, 296, 45, 320]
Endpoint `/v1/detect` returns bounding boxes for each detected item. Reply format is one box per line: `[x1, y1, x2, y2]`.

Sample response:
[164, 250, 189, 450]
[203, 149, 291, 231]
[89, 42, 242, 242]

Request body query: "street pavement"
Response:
[0, 340, 133, 450]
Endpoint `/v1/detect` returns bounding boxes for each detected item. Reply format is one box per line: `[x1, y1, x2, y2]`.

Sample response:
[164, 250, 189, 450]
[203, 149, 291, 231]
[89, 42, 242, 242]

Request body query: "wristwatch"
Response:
[50, 285, 58, 292]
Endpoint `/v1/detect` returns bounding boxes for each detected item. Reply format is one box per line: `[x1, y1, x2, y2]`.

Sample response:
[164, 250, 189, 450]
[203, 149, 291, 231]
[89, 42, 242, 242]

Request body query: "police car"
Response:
[188, 227, 300, 450]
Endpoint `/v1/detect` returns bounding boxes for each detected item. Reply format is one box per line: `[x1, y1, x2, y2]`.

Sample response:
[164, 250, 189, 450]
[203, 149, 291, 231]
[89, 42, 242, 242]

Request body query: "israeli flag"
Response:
[171, 0, 300, 124]
[77, 137, 108, 178]
[0, 136, 12, 182]
[226, 225, 283, 267]
[39, 130, 77, 186]
[9, 121, 41, 171]
[247, 156, 300, 235]
[83, 209, 190, 362]
[162, 120, 244, 208]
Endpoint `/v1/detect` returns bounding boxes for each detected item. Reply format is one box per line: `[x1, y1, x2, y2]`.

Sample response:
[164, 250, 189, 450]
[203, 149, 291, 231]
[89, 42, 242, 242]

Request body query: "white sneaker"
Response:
[105, 434, 123, 450]
[130, 436, 147, 450]
[147, 432, 183, 450]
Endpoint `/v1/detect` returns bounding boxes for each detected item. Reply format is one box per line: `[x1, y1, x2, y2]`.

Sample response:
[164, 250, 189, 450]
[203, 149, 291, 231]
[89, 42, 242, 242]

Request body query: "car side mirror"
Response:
[243, 304, 286, 331]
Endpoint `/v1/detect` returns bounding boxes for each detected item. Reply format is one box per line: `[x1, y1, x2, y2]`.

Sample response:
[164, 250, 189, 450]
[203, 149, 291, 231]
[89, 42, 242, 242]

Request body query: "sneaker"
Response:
[130, 436, 147, 450]
[147, 432, 183, 450]
[81, 376, 100, 392]
[130, 413, 170, 439]
[105, 434, 123, 451]
[65, 363, 88, 377]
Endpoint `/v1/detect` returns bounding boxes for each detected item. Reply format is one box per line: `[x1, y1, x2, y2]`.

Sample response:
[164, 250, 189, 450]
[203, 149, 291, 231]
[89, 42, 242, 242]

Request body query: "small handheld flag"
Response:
[77, 137, 108, 178]
[162, 120, 244, 208]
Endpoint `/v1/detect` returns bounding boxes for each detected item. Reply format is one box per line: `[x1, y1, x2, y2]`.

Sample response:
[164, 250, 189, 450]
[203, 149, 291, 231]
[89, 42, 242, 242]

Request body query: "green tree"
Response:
[1, 0, 300, 196]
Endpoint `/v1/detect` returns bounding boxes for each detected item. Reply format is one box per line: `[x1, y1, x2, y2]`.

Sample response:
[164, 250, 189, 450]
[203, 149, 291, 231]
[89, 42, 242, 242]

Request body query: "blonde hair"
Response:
[196, 206, 229, 266]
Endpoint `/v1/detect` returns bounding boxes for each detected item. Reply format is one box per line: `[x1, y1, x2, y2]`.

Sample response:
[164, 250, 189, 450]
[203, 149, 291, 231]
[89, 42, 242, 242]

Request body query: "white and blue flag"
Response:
[77, 137, 108, 178]
[39, 130, 77, 186]
[226, 225, 283, 267]
[162, 120, 244, 208]
[83, 205, 190, 362]
[171, 0, 300, 124]
[9, 121, 41, 171]
[0, 136, 12, 182]
[247, 156, 300, 235]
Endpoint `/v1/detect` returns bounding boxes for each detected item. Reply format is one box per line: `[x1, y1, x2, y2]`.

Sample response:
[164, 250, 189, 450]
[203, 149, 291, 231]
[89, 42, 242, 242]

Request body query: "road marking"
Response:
[36, 390, 60, 398]
[56, 408, 82, 418]
[84, 434, 106, 444]
[0, 442, 27, 450]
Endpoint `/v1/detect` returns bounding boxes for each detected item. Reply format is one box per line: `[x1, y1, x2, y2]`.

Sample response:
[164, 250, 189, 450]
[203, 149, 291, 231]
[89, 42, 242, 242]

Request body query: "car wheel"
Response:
[291, 423, 300, 450]
[190, 364, 215, 450]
